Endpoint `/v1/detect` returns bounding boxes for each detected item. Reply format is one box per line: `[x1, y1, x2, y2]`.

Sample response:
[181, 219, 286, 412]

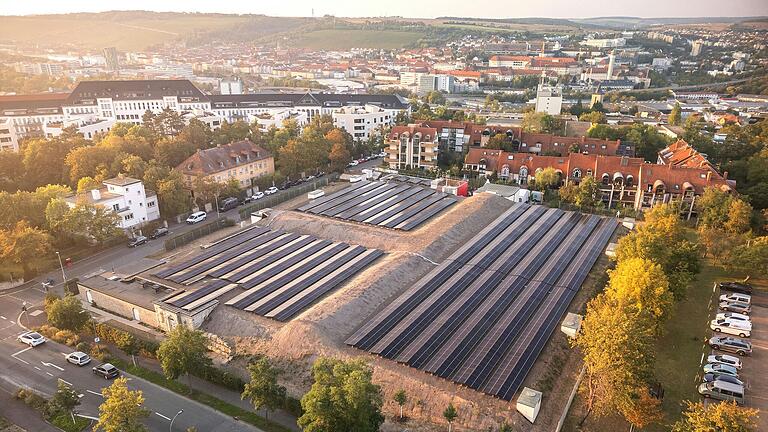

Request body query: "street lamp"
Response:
[169, 409, 184, 432]
[55, 251, 67, 284]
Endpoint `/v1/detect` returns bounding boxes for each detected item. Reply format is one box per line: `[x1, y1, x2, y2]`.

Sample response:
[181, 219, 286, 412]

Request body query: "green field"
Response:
[291, 29, 424, 50]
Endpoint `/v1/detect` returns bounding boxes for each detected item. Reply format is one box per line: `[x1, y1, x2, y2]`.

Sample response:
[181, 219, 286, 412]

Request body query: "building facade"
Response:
[331, 104, 396, 141]
[385, 125, 439, 170]
[176, 139, 275, 190]
[534, 82, 563, 115]
[64, 176, 160, 230]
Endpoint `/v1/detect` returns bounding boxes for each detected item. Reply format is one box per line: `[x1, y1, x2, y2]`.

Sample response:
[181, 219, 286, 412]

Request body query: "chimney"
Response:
[91, 189, 101, 201]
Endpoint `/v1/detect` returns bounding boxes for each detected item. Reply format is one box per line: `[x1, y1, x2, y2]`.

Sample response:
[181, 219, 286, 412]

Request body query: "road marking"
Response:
[41, 361, 64, 371]
[77, 394, 84, 398]
[75, 414, 100, 421]
[34, 366, 41, 371]
[155, 412, 171, 421]
[46, 372, 54, 377]
[29, 310, 43, 317]
[59, 379, 72, 386]
[12, 346, 33, 357]
[0, 316, 6, 320]
[86, 390, 103, 397]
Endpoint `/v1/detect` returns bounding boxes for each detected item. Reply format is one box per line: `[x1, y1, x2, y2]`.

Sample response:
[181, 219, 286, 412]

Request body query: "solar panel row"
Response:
[300, 180, 457, 231]
[345, 204, 616, 401]
[156, 227, 383, 321]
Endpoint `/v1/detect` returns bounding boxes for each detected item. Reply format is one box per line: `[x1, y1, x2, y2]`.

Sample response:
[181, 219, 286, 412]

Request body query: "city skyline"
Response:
[3, 0, 767, 19]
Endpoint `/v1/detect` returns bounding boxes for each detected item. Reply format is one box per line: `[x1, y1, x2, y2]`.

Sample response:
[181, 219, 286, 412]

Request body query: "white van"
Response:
[719, 293, 751, 305]
[698, 380, 744, 405]
[186, 211, 207, 224]
[710, 318, 751, 338]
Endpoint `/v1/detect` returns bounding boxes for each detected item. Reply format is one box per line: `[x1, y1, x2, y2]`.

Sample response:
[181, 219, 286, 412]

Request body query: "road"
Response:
[0, 284, 261, 432]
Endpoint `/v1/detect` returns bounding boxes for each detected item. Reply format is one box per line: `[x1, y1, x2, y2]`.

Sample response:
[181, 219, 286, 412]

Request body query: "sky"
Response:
[2, 0, 767, 19]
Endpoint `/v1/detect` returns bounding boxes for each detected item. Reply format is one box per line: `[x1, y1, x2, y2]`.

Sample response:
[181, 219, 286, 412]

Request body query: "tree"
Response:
[192, 177, 224, 210]
[606, 257, 673, 329]
[298, 357, 384, 432]
[77, 176, 102, 193]
[47, 380, 80, 420]
[534, 167, 560, 191]
[61, 203, 123, 245]
[728, 236, 768, 277]
[156, 325, 211, 383]
[95, 377, 149, 432]
[0, 151, 25, 192]
[521, 112, 553, 133]
[579, 111, 607, 124]
[724, 198, 753, 235]
[669, 102, 682, 126]
[672, 400, 758, 432]
[393, 389, 407, 420]
[329, 142, 352, 173]
[443, 403, 458, 432]
[0, 220, 53, 278]
[45, 295, 89, 331]
[156, 171, 190, 217]
[425, 91, 446, 105]
[615, 204, 700, 300]
[574, 294, 660, 427]
[241, 355, 286, 421]
[573, 176, 601, 209]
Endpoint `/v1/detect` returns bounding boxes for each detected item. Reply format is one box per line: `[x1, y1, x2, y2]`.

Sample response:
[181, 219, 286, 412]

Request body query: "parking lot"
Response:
[704, 281, 767, 428]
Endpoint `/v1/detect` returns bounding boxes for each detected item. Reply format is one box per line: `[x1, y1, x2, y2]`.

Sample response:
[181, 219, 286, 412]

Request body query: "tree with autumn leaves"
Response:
[575, 203, 697, 428]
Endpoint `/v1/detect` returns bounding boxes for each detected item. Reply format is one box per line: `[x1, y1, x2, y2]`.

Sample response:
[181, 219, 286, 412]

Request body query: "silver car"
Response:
[66, 351, 91, 366]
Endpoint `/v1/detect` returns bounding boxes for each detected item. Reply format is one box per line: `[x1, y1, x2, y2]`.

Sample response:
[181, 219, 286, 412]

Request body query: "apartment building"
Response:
[385, 125, 439, 170]
[0, 94, 69, 146]
[0, 117, 19, 152]
[176, 139, 275, 191]
[331, 105, 395, 141]
[534, 82, 563, 115]
[63, 176, 160, 230]
[464, 148, 733, 214]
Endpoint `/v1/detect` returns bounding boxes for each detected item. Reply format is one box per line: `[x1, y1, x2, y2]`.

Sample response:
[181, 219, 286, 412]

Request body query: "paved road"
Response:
[0, 288, 261, 432]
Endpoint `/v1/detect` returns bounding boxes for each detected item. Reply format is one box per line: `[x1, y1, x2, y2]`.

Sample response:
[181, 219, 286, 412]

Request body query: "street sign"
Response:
[94, 337, 100, 343]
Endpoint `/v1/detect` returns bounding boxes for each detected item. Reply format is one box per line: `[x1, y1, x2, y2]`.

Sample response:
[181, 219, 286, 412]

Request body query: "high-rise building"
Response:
[220, 78, 243, 95]
[534, 77, 563, 115]
[691, 41, 704, 57]
[103, 47, 120, 71]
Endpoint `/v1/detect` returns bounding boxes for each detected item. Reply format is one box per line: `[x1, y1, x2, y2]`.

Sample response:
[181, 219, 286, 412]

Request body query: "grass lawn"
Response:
[292, 29, 423, 50]
[49, 413, 91, 432]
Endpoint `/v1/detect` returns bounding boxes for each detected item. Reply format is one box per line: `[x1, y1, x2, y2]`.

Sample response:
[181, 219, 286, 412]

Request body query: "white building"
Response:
[583, 38, 626, 48]
[249, 109, 308, 132]
[64, 176, 160, 231]
[534, 81, 563, 115]
[332, 105, 396, 141]
[652, 58, 673, 70]
[417, 74, 455, 95]
[0, 117, 19, 152]
[220, 78, 243, 95]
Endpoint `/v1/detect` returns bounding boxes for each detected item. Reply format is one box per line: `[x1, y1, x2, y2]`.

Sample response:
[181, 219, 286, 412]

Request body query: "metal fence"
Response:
[163, 217, 236, 251]
[237, 175, 337, 221]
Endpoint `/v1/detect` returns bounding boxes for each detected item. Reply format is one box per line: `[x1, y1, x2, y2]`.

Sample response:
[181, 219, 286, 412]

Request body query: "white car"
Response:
[66, 351, 92, 366]
[17, 331, 46, 347]
[707, 354, 742, 370]
[719, 293, 751, 305]
[252, 192, 265, 200]
[347, 160, 359, 167]
[715, 312, 750, 324]
[710, 318, 751, 338]
[185, 211, 207, 224]
[265, 187, 279, 195]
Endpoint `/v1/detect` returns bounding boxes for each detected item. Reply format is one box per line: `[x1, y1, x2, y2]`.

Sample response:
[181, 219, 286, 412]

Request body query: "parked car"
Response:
[702, 373, 743, 387]
[92, 363, 120, 379]
[252, 192, 265, 200]
[219, 197, 239, 212]
[707, 354, 742, 370]
[698, 380, 744, 405]
[715, 312, 750, 324]
[719, 293, 751, 305]
[17, 331, 46, 347]
[265, 186, 279, 195]
[66, 351, 92, 366]
[127, 235, 148, 248]
[347, 160, 359, 167]
[718, 280, 753, 295]
[710, 318, 751, 338]
[719, 301, 752, 315]
[703, 363, 739, 378]
[149, 227, 168, 239]
[185, 211, 207, 224]
[42, 278, 55, 290]
[709, 336, 752, 356]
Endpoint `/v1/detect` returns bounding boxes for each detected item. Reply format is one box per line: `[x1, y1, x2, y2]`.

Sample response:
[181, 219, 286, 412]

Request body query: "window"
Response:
[147, 201, 156, 208]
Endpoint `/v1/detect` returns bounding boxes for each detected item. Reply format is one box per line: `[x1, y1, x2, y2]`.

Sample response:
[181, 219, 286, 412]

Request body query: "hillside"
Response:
[0, 11, 307, 51]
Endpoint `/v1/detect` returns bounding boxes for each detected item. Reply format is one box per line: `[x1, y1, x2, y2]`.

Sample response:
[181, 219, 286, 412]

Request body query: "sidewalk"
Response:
[87, 306, 300, 431]
[0, 386, 61, 432]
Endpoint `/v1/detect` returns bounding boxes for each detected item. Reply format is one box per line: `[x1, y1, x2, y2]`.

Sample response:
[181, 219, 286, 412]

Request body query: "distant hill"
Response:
[572, 16, 768, 29]
[0, 11, 308, 51]
[437, 16, 605, 30]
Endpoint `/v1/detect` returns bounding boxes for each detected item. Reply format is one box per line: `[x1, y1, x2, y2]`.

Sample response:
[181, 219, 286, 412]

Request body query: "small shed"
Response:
[605, 242, 618, 257]
[561, 312, 583, 338]
[622, 217, 636, 230]
[516, 387, 542, 423]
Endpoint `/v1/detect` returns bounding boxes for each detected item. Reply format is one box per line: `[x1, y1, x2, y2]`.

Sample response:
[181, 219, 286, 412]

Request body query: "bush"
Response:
[195, 366, 245, 392]
[14, 388, 47, 412]
[75, 341, 90, 353]
[36, 324, 59, 339]
[85, 322, 159, 358]
[53, 330, 80, 346]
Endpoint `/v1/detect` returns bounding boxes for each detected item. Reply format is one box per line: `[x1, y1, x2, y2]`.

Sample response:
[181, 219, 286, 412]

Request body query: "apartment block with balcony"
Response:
[64, 176, 160, 230]
[386, 125, 439, 170]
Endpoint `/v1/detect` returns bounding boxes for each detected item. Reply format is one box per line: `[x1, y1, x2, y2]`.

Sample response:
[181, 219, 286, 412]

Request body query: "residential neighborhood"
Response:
[0, 3, 766, 432]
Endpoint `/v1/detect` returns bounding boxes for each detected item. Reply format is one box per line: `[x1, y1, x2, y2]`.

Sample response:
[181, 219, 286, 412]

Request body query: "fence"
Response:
[163, 217, 236, 251]
[237, 174, 337, 221]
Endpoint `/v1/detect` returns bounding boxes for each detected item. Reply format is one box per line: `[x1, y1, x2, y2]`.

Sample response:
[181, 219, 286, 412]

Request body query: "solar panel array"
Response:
[346, 204, 617, 400]
[298, 180, 457, 231]
[157, 227, 383, 321]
